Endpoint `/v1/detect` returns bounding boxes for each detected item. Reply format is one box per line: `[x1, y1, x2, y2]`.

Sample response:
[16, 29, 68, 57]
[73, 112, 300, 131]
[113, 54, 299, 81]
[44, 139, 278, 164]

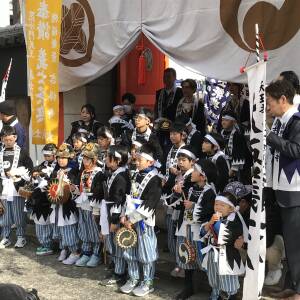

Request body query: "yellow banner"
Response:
[24, 0, 62, 145]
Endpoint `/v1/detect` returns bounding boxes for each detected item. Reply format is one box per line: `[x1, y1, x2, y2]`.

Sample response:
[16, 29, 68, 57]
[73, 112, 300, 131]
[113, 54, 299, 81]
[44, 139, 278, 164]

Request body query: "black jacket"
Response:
[155, 87, 183, 121]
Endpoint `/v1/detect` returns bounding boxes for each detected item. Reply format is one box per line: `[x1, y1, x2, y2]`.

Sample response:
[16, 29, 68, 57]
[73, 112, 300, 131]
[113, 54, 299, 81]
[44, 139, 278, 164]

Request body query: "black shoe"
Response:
[219, 291, 237, 300]
[175, 288, 194, 300]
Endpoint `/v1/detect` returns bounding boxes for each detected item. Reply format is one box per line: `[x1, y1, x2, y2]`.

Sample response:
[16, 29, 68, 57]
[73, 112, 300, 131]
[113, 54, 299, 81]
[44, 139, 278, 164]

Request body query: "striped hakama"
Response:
[104, 231, 126, 275]
[166, 213, 176, 256]
[77, 209, 100, 255]
[123, 224, 158, 281]
[55, 224, 79, 252]
[207, 250, 240, 299]
[1, 196, 26, 238]
[35, 224, 53, 248]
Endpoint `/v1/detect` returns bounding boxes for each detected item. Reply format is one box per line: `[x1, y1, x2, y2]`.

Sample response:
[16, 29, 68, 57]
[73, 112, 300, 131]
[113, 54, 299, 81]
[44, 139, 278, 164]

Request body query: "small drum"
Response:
[19, 186, 34, 199]
[48, 179, 71, 204]
[178, 240, 196, 265]
[115, 227, 137, 249]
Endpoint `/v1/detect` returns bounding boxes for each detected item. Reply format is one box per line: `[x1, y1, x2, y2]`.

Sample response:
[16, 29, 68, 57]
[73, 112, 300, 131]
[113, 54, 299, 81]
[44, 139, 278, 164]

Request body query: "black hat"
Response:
[156, 118, 171, 131]
[0, 101, 16, 116]
[170, 121, 186, 133]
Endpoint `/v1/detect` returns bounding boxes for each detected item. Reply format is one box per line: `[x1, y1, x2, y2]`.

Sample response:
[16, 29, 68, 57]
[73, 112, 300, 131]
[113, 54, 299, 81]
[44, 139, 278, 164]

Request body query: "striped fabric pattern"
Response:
[207, 250, 240, 299]
[77, 209, 100, 254]
[35, 224, 53, 248]
[1, 196, 26, 238]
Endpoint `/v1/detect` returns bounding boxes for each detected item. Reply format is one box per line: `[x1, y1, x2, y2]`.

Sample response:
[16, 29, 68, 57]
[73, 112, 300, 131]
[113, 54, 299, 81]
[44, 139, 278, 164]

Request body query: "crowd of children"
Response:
[0, 98, 253, 300]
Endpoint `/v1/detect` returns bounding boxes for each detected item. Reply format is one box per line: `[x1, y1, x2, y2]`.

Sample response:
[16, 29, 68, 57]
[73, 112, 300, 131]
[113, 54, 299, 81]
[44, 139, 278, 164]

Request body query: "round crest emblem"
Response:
[60, 0, 95, 67]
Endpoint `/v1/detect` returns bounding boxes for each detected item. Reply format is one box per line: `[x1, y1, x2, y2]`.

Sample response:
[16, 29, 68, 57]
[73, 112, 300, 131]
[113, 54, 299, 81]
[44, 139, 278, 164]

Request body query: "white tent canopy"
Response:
[59, 0, 300, 91]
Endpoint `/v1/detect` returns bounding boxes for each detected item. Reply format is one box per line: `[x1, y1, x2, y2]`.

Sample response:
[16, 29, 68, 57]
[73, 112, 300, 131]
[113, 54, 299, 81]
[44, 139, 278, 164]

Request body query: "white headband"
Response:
[114, 151, 121, 158]
[113, 105, 123, 111]
[204, 134, 220, 149]
[43, 150, 54, 155]
[137, 113, 150, 120]
[194, 163, 206, 177]
[138, 152, 154, 161]
[132, 141, 143, 148]
[78, 128, 88, 133]
[215, 195, 235, 208]
[222, 115, 236, 121]
[178, 149, 196, 160]
[105, 131, 113, 139]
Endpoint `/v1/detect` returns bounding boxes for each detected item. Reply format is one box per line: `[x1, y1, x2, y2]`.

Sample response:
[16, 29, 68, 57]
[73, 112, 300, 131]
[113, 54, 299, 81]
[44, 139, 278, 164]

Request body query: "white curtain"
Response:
[60, 0, 141, 91]
[60, 0, 300, 88]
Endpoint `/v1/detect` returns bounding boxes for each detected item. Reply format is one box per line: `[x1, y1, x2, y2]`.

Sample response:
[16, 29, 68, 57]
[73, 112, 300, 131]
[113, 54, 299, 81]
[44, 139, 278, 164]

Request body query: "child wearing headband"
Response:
[99, 145, 130, 286]
[120, 142, 162, 297]
[202, 132, 229, 192]
[167, 145, 196, 280]
[201, 192, 246, 300]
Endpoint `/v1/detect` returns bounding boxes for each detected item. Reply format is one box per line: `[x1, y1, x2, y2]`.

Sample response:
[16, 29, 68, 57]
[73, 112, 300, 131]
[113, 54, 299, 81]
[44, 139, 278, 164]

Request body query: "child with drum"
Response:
[119, 142, 162, 297]
[174, 159, 217, 300]
[99, 145, 131, 286]
[165, 145, 196, 280]
[75, 142, 106, 268]
[48, 143, 80, 265]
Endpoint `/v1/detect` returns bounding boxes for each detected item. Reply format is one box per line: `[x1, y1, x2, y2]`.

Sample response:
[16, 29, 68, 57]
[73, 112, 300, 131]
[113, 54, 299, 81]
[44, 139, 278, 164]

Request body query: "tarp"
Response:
[58, 0, 300, 91]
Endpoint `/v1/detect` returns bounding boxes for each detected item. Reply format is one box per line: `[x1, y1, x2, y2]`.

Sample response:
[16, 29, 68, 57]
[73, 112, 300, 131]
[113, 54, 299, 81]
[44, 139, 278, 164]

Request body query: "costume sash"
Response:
[0, 144, 21, 201]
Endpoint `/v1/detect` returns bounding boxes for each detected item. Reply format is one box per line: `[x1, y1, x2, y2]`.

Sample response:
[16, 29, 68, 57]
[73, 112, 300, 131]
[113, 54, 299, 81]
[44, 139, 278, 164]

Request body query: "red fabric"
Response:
[138, 54, 146, 85]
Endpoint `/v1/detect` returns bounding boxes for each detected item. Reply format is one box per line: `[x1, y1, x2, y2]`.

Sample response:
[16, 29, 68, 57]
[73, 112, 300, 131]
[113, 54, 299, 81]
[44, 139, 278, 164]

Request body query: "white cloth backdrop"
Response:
[60, 0, 300, 91]
[59, 0, 141, 91]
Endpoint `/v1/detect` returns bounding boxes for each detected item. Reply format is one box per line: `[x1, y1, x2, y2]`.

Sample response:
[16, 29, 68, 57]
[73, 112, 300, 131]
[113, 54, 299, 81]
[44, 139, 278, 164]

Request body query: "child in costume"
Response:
[167, 145, 196, 278]
[72, 132, 87, 171]
[161, 122, 185, 259]
[100, 145, 131, 286]
[109, 105, 134, 145]
[175, 159, 217, 300]
[39, 143, 57, 171]
[0, 125, 33, 249]
[97, 126, 114, 170]
[75, 142, 106, 268]
[29, 145, 58, 256]
[201, 192, 247, 300]
[220, 111, 252, 184]
[120, 142, 162, 297]
[202, 133, 230, 193]
[131, 108, 163, 164]
[49, 143, 80, 265]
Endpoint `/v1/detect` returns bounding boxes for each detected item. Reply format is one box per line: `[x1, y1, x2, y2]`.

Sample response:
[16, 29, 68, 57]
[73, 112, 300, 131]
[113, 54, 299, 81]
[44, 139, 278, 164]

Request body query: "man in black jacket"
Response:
[154, 68, 183, 122]
[266, 79, 300, 299]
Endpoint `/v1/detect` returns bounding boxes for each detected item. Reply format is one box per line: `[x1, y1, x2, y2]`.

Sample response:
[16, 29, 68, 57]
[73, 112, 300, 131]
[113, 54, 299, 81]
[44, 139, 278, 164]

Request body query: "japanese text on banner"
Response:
[24, 0, 62, 145]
